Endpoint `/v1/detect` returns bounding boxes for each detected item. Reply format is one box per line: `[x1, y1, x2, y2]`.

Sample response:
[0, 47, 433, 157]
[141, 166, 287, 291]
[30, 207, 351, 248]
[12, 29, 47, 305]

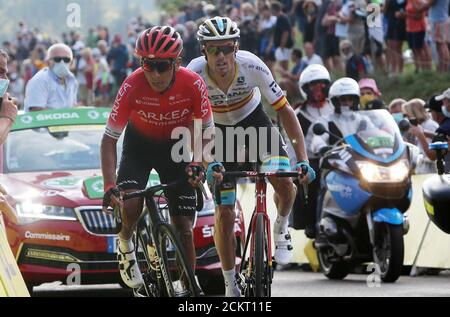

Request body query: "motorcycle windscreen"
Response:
[340, 110, 405, 164]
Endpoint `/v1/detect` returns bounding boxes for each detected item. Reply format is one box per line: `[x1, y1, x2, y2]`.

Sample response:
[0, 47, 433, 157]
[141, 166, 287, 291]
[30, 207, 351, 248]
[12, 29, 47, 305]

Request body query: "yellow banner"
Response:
[0, 212, 30, 297]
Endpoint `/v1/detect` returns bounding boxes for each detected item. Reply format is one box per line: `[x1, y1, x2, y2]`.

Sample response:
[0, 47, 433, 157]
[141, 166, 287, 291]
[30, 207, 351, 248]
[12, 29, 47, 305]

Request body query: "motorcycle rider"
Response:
[290, 64, 333, 238]
[310, 77, 374, 155]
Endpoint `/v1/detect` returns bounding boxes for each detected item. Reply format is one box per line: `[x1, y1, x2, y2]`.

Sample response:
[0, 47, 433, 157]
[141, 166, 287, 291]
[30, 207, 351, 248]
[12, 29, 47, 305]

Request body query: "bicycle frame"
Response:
[121, 180, 201, 297]
[219, 171, 299, 296]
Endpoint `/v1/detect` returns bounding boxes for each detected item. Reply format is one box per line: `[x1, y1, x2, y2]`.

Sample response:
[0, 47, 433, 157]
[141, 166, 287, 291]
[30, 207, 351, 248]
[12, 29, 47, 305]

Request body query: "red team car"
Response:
[0, 108, 245, 295]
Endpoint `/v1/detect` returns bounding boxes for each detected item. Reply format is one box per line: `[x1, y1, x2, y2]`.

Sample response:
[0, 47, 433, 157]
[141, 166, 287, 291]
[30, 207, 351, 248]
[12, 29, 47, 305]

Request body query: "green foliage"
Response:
[155, 0, 186, 14]
[0, 0, 157, 42]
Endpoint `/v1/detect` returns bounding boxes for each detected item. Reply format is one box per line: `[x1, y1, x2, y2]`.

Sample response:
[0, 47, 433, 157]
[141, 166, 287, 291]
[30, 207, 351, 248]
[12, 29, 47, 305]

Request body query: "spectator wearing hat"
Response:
[358, 77, 382, 109]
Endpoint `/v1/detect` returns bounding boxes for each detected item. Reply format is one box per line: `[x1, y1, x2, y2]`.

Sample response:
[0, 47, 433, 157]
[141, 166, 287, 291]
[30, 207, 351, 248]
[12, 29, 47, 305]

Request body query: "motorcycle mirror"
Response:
[398, 118, 411, 132]
[313, 123, 327, 136]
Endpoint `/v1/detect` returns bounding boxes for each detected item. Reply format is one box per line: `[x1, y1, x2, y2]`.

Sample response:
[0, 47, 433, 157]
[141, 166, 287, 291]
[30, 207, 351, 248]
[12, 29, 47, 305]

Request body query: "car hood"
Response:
[0, 170, 104, 207]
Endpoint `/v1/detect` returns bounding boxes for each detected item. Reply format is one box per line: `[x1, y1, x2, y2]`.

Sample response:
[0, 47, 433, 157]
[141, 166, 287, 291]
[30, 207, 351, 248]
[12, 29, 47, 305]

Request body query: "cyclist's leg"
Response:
[255, 110, 295, 265]
[214, 122, 241, 297]
[154, 151, 197, 271]
[115, 126, 154, 288]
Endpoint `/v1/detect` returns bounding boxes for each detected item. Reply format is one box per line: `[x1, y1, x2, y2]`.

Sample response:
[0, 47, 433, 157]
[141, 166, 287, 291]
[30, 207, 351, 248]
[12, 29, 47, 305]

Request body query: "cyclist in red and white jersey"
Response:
[101, 26, 214, 289]
[188, 16, 316, 297]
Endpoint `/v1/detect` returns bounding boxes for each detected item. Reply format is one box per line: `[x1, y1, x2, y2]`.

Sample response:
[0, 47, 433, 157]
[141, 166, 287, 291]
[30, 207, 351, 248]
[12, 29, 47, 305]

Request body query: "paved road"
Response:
[32, 269, 450, 297]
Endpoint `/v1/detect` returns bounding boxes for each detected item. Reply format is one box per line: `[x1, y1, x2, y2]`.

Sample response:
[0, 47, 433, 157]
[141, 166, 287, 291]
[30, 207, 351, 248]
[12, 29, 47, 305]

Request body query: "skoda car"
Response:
[0, 107, 244, 295]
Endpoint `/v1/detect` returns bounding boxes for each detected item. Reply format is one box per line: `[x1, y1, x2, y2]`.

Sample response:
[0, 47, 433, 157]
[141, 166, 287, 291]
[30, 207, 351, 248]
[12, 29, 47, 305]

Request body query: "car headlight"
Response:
[15, 202, 77, 222]
[356, 160, 409, 183]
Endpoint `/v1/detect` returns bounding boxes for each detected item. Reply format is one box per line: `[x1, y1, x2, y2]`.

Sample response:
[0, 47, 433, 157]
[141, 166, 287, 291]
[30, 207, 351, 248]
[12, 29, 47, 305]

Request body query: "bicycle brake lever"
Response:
[197, 181, 209, 200]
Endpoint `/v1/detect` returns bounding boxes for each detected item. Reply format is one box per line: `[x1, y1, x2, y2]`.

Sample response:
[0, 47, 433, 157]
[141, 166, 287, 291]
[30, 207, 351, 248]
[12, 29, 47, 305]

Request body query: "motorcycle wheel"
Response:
[317, 247, 350, 280]
[373, 223, 404, 283]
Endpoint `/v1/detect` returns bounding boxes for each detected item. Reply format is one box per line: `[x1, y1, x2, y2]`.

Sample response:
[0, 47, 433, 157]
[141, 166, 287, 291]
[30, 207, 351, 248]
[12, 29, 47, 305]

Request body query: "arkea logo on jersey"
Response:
[111, 82, 132, 121]
[137, 109, 191, 121]
[194, 79, 210, 116]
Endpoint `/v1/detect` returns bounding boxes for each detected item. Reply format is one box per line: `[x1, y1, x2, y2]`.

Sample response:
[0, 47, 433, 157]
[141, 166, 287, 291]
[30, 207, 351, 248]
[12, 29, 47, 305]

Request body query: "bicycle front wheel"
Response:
[156, 223, 199, 297]
[254, 213, 271, 297]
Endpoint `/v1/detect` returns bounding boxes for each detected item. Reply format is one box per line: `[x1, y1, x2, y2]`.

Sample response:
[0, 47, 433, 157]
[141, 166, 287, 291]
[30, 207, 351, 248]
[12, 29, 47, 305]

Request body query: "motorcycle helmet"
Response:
[298, 64, 331, 101]
[329, 77, 361, 114]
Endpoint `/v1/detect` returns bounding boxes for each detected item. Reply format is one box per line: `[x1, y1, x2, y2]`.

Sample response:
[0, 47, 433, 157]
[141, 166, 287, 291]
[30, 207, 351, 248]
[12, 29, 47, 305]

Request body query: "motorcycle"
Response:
[312, 109, 418, 283]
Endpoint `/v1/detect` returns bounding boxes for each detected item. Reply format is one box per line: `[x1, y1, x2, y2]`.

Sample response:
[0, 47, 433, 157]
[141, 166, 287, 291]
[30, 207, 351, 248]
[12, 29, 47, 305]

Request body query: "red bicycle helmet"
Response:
[135, 26, 183, 59]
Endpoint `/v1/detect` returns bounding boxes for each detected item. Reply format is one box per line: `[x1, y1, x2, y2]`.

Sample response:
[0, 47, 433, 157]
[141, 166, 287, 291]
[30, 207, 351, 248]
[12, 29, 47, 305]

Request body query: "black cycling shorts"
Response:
[116, 125, 197, 217]
[213, 104, 290, 205]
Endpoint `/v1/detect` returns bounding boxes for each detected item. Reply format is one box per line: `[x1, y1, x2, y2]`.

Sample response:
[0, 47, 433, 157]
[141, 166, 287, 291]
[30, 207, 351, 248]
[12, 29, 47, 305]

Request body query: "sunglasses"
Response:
[205, 45, 235, 56]
[53, 57, 71, 63]
[141, 59, 174, 73]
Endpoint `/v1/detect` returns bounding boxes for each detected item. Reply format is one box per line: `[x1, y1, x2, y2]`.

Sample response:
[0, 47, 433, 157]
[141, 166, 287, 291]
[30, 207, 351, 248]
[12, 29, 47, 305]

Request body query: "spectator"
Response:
[410, 91, 450, 172]
[278, 48, 307, 102]
[7, 61, 25, 108]
[388, 97, 407, 124]
[403, 98, 439, 173]
[399, 0, 432, 71]
[257, 4, 277, 75]
[92, 48, 112, 106]
[384, 0, 407, 77]
[24, 43, 78, 112]
[358, 77, 382, 109]
[417, 0, 450, 72]
[0, 49, 19, 145]
[340, 39, 367, 81]
[108, 34, 129, 91]
[303, 0, 319, 43]
[322, 0, 344, 72]
[271, 1, 295, 71]
[77, 47, 95, 106]
[339, 0, 367, 55]
[182, 21, 201, 66]
[301, 41, 324, 67]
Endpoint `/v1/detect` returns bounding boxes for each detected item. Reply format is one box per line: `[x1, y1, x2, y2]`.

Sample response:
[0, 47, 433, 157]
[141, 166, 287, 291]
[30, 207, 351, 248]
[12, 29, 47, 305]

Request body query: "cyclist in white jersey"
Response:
[187, 16, 316, 297]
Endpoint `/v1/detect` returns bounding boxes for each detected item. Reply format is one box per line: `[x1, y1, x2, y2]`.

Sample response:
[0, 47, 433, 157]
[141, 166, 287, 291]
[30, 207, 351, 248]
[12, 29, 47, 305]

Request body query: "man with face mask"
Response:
[24, 43, 78, 112]
[0, 49, 18, 144]
[310, 77, 374, 155]
[290, 64, 333, 238]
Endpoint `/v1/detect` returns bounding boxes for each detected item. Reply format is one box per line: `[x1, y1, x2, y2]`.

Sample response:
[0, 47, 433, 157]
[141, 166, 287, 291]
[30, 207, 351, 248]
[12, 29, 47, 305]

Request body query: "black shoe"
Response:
[305, 226, 316, 239]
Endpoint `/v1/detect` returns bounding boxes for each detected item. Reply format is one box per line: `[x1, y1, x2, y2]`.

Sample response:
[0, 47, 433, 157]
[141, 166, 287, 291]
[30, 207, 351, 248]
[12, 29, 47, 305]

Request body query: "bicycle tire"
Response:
[255, 213, 267, 297]
[135, 220, 161, 297]
[156, 223, 199, 297]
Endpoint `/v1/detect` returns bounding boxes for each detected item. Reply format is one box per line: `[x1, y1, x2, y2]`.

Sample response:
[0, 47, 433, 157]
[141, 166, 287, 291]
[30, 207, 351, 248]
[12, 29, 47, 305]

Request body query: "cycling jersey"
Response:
[105, 67, 213, 141]
[187, 50, 288, 126]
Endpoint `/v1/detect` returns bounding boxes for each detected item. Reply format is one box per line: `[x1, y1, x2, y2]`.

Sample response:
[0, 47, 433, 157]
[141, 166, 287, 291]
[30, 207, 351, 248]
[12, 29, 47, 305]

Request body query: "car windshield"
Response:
[4, 125, 122, 173]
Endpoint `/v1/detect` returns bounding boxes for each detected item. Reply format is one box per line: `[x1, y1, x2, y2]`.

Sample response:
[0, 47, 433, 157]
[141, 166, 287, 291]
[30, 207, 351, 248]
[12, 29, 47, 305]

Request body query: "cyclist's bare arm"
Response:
[278, 104, 309, 163]
[101, 134, 120, 211]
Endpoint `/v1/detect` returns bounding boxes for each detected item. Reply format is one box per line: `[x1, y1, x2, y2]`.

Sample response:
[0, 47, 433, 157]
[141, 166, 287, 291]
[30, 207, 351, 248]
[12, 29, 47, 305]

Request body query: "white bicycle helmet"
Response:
[197, 16, 240, 42]
[329, 77, 361, 113]
[298, 64, 331, 99]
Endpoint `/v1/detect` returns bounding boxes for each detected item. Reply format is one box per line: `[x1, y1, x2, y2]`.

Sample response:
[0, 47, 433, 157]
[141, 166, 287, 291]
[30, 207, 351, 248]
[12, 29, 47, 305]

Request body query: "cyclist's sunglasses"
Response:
[205, 45, 235, 56]
[52, 57, 71, 63]
[141, 58, 174, 73]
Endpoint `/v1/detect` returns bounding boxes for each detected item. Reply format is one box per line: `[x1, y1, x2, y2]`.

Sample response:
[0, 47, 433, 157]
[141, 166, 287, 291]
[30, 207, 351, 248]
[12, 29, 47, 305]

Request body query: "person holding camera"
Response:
[0, 49, 19, 226]
[402, 98, 439, 173]
[0, 49, 18, 145]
